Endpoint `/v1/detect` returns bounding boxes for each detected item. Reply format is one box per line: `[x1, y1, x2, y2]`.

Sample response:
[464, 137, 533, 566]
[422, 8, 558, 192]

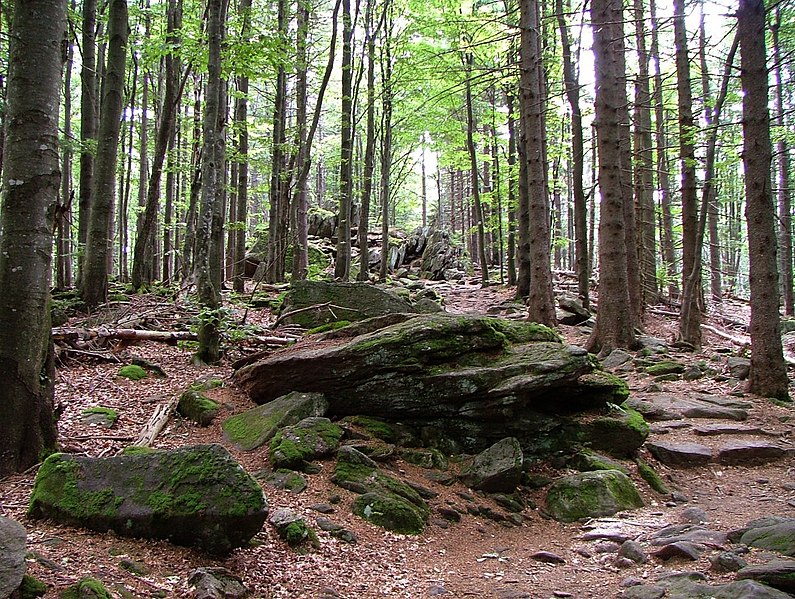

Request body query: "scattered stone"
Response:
[0, 516, 27, 598]
[618, 540, 648, 564]
[222, 391, 328, 451]
[624, 578, 790, 599]
[309, 503, 335, 514]
[259, 469, 308, 493]
[717, 440, 790, 465]
[593, 540, 621, 553]
[118, 559, 149, 576]
[269, 416, 344, 470]
[637, 336, 669, 354]
[459, 437, 523, 493]
[635, 459, 670, 494]
[646, 361, 686, 376]
[315, 517, 357, 543]
[626, 394, 748, 421]
[646, 441, 712, 467]
[530, 551, 566, 564]
[680, 507, 708, 524]
[28, 444, 267, 555]
[425, 471, 456, 486]
[80, 406, 119, 428]
[188, 567, 248, 599]
[649, 524, 728, 547]
[710, 551, 748, 573]
[545, 470, 643, 523]
[437, 507, 462, 522]
[491, 494, 524, 513]
[177, 390, 220, 427]
[268, 508, 319, 549]
[737, 560, 795, 593]
[557, 296, 591, 326]
[694, 423, 764, 436]
[601, 349, 633, 371]
[682, 366, 704, 381]
[726, 356, 751, 380]
[653, 541, 704, 561]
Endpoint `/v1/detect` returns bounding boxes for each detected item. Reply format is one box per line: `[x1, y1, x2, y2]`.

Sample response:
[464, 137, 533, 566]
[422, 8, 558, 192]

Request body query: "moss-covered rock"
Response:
[545, 470, 643, 522]
[28, 445, 267, 555]
[80, 406, 118, 428]
[259, 469, 308, 494]
[61, 578, 112, 599]
[268, 507, 319, 549]
[269, 417, 344, 470]
[353, 492, 427, 535]
[222, 391, 328, 451]
[740, 519, 795, 557]
[646, 360, 686, 376]
[117, 365, 147, 381]
[584, 405, 649, 457]
[569, 450, 629, 474]
[636, 458, 670, 494]
[177, 390, 220, 427]
[459, 437, 523, 493]
[17, 574, 47, 598]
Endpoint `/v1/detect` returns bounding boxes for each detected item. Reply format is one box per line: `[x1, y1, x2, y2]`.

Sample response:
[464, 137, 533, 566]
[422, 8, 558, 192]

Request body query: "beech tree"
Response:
[738, 0, 789, 400]
[0, 0, 66, 476]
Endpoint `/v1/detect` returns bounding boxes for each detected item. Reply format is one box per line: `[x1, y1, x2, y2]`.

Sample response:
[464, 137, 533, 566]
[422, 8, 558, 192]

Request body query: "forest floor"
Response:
[1, 279, 794, 599]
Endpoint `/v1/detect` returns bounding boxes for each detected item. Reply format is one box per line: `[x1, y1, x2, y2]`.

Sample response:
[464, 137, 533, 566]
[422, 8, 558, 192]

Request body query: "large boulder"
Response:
[235, 314, 629, 458]
[28, 444, 267, 555]
[544, 470, 643, 522]
[420, 230, 460, 280]
[222, 391, 328, 451]
[0, 516, 27, 598]
[279, 280, 415, 328]
[269, 417, 344, 470]
[459, 437, 523, 493]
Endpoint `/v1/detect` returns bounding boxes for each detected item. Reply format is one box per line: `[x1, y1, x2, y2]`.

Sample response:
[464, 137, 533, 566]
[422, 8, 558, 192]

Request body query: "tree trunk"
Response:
[379, 9, 394, 281]
[132, 0, 180, 290]
[587, 0, 637, 355]
[0, 0, 65, 477]
[181, 77, 202, 282]
[81, 0, 128, 308]
[358, 0, 378, 281]
[632, 0, 657, 307]
[518, 0, 554, 324]
[505, 91, 517, 287]
[57, 10, 75, 290]
[335, 0, 355, 281]
[772, 10, 793, 316]
[738, 0, 789, 400]
[194, 0, 225, 364]
[674, 0, 702, 347]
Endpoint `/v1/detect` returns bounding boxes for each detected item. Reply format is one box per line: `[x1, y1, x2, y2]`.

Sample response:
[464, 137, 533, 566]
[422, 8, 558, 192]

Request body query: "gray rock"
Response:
[529, 551, 565, 564]
[680, 507, 708, 524]
[717, 440, 789, 465]
[28, 445, 267, 555]
[626, 394, 748, 421]
[727, 356, 751, 379]
[618, 540, 648, 564]
[710, 551, 748, 572]
[647, 441, 712, 467]
[544, 470, 643, 522]
[694, 423, 764, 436]
[625, 578, 791, 599]
[0, 516, 27, 598]
[601, 349, 633, 370]
[740, 519, 795, 556]
[649, 524, 728, 547]
[459, 437, 523, 493]
[222, 391, 328, 451]
[269, 417, 344, 470]
[637, 336, 669, 353]
[177, 390, 220, 427]
[737, 559, 795, 593]
[189, 567, 248, 599]
[653, 541, 704, 561]
[259, 469, 308, 494]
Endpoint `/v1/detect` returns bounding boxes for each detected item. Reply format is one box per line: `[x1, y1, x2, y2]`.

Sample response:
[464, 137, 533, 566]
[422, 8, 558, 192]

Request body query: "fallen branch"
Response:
[68, 434, 135, 442]
[53, 327, 197, 343]
[132, 396, 179, 447]
[702, 324, 749, 347]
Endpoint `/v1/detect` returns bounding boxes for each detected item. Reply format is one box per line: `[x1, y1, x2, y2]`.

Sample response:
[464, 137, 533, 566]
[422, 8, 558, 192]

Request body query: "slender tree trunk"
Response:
[81, 0, 128, 308]
[0, 0, 65, 476]
[506, 91, 517, 286]
[194, 0, 225, 364]
[58, 11, 75, 289]
[587, 0, 637, 355]
[358, 0, 378, 281]
[772, 10, 793, 316]
[335, 0, 355, 280]
[181, 77, 202, 282]
[132, 0, 181, 289]
[379, 9, 393, 281]
[519, 0, 554, 324]
[738, 0, 789, 400]
[674, 0, 702, 347]
[77, 0, 97, 284]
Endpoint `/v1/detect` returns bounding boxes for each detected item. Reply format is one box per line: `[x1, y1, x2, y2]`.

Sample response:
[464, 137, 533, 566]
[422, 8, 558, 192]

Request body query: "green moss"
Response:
[353, 492, 427, 534]
[189, 378, 224, 392]
[332, 459, 376, 487]
[120, 446, 156, 456]
[18, 574, 47, 598]
[636, 458, 670, 494]
[546, 470, 643, 522]
[81, 406, 119, 425]
[269, 419, 344, 470]
[28, 454, 123, 521]
[306, 320, 352, 335]
[646, 360, 686, 376]
[117, 365, 147, 381]
[345, 416, 398, 443]
[61, 577, 112, 599]
[178, 390, 220, 426]
[569, 450, 629, 474]
[281, 520, 320, 549]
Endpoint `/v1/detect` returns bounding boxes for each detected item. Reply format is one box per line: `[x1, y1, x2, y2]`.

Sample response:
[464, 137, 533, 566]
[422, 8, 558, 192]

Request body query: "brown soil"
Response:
[1, 283, 793, 599]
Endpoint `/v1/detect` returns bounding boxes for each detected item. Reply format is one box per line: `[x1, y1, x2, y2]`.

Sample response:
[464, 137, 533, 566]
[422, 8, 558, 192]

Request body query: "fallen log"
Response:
[53, 327, 197, 343]
[132, 396, 180, 447]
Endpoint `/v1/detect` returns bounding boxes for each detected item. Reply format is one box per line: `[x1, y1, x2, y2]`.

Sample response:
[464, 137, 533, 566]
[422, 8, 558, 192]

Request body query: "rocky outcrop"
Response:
[28, 445, 267, 555]
[235, 314, 631, 457]
[0, 516, 27, 598]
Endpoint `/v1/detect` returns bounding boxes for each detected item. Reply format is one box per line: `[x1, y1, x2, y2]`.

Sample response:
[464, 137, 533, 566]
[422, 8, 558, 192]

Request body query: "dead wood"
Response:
[131, 395, 180, 447]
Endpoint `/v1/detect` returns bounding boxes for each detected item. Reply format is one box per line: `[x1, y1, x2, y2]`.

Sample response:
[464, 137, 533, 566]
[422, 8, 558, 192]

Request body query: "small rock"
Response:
[309, 503, 335, 514]
[188, 567, 248, 599]
[710, 551, 748, 573]
[679, 507, 707, 524]
[530, 551, 565, 564]
[646, 441, 712, 468]
[726, 356, 751, 379]
[654, 541, 704, 561]
[736, 559, 795, 593]
[618, 540, 648, 564]
[717, 440, 789, 465]
[458, 437, 523, 493]
[593, 541, 621, 554]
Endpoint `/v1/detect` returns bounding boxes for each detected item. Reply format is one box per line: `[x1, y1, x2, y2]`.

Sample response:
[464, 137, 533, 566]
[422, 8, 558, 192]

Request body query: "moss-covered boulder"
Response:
[583, 405, 649, 457]
[178, 390, 220, 426]
[279, 280, 416, 328]
[545, 470, 643, 522]
[236, 314, 627, 459]
[569, 450, 629, 474]
[0, 516, 26, 598]
[117, 364, 147, 381]
[332, 446, 429, 534]
[269, 417, 344, 471]
[268, 507, 319, 549]
[28, 444, 267, 555]
[458, 437, 523, 493]
[740, 518, 795, 557]
[646, 360, 686, 376]
[222, 391, 328, 451]
[61, 577, 112, 599]
[80, 407, 118, 428]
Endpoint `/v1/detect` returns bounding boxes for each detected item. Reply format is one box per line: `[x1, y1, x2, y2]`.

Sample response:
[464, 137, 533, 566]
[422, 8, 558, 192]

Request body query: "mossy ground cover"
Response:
[117, 365, 147, 381]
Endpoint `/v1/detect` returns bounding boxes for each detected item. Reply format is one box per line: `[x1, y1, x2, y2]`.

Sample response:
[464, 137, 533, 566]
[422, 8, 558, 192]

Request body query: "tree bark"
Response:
[81, 0, 128, 308]
[738, 0, 789, 400]
[587, 0, 638, 355]
[0, 0, 65, 476]
[335, 0, 355, 281]
[505, 91, 518, 287]
[77, 0, 97, 285]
